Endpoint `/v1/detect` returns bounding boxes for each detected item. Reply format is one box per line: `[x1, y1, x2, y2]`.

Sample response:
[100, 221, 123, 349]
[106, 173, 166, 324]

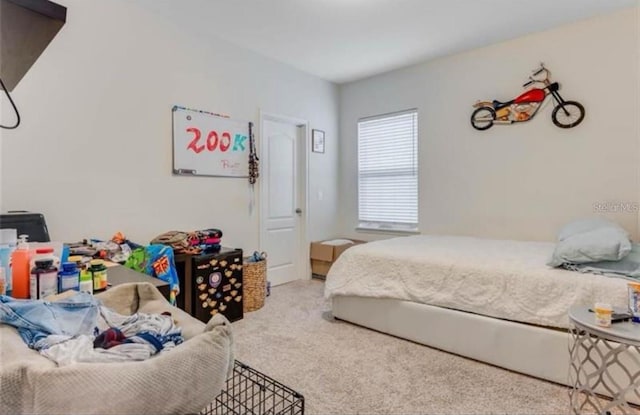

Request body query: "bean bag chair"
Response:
[0, 283, 234, 415]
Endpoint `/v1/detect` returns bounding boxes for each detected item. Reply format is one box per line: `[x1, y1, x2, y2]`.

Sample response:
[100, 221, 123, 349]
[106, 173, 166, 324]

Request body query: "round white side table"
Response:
[568, 307, 640, 414]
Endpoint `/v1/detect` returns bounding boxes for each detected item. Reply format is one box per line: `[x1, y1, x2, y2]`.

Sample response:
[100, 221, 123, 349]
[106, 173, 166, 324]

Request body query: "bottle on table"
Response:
[79, 268, 93, 294]
[90, 259, 108, 292]
[30, 259, 58, 300]
[58, 262, 80, 293]
[11, 235, 31, 299]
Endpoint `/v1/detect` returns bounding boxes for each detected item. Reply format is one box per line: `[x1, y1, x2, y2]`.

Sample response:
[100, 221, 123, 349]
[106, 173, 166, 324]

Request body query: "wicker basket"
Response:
[242, 258, 266, 312]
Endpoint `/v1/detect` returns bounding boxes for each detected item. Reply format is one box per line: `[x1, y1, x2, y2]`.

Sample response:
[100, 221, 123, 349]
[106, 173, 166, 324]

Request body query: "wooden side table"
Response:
[568, 307, 640, 414]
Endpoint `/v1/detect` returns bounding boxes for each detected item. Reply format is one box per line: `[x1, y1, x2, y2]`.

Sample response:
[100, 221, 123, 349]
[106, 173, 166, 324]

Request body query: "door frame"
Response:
[259, 110, 311, 282]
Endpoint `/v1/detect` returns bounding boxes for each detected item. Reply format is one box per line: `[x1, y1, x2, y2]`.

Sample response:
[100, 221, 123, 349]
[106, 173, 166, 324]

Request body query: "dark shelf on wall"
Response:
[0, 0, 67, 92]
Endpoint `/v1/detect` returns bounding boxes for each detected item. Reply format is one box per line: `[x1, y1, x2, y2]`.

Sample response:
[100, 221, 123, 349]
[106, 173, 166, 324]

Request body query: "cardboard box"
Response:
[310, 239, 366, 277]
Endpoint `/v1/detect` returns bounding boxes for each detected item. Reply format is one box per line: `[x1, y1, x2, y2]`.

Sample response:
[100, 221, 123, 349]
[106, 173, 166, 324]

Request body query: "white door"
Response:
[260, 116, 306, 286]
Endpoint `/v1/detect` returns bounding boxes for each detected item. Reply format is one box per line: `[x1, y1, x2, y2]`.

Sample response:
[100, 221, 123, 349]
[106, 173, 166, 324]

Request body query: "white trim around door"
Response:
[259, 110, 311, 285]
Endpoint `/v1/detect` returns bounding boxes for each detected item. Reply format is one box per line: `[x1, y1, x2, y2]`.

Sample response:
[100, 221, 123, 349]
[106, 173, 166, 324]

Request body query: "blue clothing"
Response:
[0, 292, 99, 350]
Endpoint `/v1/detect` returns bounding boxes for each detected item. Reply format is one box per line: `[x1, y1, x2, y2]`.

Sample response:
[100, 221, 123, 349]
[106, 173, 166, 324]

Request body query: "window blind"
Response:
[358, 109, 418, 230]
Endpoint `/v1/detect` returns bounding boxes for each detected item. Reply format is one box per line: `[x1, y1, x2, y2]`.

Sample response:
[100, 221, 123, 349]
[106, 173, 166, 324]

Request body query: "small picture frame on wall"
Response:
[312, 129, 325, 153]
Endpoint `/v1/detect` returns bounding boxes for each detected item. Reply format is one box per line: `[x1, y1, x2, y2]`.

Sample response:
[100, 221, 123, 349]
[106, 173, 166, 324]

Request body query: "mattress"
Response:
[324, 235, 630, 329]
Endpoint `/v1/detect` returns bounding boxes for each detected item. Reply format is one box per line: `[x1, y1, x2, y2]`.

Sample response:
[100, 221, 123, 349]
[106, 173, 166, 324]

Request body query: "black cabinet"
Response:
[175, 248, 243, 323]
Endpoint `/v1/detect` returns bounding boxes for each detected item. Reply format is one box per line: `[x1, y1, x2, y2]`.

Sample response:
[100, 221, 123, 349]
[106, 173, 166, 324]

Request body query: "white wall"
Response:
[339, 8, 640, 242]
[0, 0, 340, 252]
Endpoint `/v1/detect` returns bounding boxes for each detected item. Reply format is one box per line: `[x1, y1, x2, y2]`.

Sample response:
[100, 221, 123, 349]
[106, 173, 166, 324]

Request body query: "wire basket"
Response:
[201, 360, 304, 415]
[243, 258, 267, 312]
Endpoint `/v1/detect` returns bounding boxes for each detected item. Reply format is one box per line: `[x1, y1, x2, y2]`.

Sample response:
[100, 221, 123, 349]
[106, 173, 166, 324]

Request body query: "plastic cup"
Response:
[594, 302, 613, 327]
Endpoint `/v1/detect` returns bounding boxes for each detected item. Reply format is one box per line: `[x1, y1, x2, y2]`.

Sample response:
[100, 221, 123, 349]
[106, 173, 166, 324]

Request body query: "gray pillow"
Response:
[548, 222, 631, 267]
[557, 217, 624, 241]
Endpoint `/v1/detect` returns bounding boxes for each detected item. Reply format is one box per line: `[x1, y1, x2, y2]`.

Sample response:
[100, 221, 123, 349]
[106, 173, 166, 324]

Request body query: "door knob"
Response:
[295, 208, 302, 214]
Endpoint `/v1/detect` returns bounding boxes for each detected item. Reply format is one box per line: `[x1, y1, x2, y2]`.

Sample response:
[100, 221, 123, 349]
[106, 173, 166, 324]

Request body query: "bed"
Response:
[324, 235, 632, 389]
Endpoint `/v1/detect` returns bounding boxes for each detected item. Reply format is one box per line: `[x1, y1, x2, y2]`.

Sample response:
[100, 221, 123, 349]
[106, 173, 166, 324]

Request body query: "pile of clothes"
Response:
[151, 228, 224, 255]
[187, 228, 223, 253]
[0, 292, 184, 366]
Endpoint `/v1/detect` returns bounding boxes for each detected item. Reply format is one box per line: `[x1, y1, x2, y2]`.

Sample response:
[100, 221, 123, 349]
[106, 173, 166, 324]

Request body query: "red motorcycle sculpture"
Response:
[471, 64, 585, 131]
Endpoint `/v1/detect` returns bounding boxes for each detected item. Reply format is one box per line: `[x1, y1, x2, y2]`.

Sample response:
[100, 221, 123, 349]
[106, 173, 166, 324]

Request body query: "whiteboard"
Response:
[172, 106, 250, 177]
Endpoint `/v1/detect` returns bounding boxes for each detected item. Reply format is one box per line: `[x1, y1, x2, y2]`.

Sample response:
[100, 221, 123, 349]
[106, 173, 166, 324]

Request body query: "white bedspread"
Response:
[324, 235, 630, 329]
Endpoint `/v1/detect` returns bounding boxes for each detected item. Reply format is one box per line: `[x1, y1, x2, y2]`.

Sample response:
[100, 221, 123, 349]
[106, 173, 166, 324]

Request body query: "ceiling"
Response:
[132, 0, 637, 84]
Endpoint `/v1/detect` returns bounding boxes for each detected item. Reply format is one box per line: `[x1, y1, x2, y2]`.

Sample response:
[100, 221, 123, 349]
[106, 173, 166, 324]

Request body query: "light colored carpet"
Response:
[232, 279, 570, 415]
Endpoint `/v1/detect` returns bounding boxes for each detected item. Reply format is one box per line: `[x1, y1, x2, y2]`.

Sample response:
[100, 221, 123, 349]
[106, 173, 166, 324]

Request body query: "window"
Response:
[358, 109, 418, 232]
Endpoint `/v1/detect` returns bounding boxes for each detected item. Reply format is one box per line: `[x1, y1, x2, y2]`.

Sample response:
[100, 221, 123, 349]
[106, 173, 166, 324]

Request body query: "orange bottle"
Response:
[11, 235, 31, 299]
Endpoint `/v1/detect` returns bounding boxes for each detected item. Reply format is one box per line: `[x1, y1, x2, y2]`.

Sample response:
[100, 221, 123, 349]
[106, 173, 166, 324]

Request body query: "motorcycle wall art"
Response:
[470, 64, 585, 131]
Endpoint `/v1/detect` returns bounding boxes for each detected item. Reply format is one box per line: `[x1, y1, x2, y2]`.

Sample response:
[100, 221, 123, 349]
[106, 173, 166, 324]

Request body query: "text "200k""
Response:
[187, 127, 247, 154]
